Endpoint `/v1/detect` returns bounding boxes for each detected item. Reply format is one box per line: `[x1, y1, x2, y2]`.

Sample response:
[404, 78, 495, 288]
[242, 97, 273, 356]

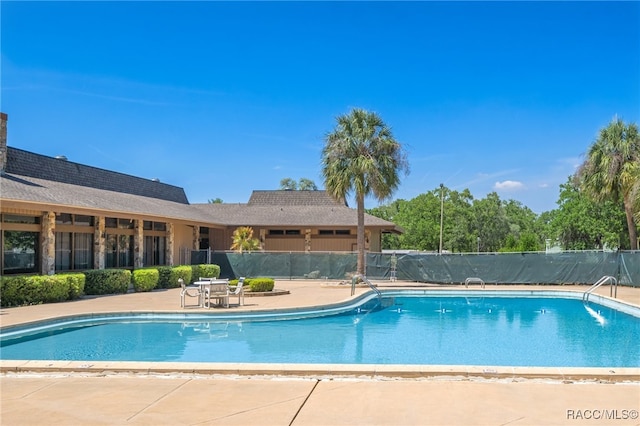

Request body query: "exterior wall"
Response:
[264, 236, 306, 252]
[208, 226, 386, 253]
[367, 229, 383, 252]
[209, 228, 233, 251]
[1, 201, 393, 274]
[310, 236, 357, 252]
[172, 223, 196, 265]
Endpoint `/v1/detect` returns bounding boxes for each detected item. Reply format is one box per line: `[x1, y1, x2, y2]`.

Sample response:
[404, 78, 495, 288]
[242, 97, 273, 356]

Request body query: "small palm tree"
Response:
[577, 118, 640, 249]
[230, 226, 261, 253]
[322, 108, 409, 275]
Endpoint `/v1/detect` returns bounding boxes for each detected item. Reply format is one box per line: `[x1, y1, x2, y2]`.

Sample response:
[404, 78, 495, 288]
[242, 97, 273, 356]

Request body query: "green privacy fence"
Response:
[192, 250, 640, 287]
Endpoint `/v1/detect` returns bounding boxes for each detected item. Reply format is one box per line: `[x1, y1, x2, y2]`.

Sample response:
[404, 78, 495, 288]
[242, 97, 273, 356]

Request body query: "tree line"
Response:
[368, 117, 638, 252]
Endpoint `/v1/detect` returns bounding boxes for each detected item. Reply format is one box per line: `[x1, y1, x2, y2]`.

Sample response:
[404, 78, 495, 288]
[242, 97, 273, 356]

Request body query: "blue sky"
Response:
[1, 1, 639, 214]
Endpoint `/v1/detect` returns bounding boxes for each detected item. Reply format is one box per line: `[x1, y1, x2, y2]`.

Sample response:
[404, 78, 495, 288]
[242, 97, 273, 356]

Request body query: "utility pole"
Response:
[439, 183, 444, 254]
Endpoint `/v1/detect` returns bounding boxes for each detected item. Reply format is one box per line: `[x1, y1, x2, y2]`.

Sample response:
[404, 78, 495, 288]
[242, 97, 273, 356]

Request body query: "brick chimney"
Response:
[0, 112, 7, 174]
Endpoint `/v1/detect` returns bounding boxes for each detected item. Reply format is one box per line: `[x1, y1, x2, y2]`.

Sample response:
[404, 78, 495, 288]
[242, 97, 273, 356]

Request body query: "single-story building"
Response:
[0, 113, 401, 276]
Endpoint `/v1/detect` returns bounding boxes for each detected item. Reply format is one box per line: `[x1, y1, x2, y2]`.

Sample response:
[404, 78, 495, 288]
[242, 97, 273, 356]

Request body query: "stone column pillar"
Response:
[260, 228, 266, 251]
[94, 216, 105, 270]
[40, 211, 56, 275]
[166, 223, 174, 266]
[134, 219, 144, 269]
[192, 225, 200, 250]
[305, 228, 312, 253]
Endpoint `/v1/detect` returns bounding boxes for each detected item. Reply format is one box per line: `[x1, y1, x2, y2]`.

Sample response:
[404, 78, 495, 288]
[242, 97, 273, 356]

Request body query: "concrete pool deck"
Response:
[2, 281, 640, 425]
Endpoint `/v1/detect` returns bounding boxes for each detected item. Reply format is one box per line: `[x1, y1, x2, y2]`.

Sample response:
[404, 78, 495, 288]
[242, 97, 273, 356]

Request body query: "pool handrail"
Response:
[583, 275, 617, 303]
[465, 277, 485, 288]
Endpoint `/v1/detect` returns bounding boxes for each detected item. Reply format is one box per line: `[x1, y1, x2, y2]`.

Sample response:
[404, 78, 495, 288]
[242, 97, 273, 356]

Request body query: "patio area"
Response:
[1, 280, 639, 425]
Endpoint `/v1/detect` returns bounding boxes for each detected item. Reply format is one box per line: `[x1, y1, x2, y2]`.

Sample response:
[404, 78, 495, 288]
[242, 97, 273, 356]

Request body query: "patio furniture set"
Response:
[179, 277, 245, 308]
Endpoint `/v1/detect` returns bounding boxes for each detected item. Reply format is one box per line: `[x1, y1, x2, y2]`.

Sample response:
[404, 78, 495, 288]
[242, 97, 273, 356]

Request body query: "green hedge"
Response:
[191, 264, 220, 282]
[247, 277, 275, 292]
[0, 273, 85, 307]
[169, 265, 192, 288]
[155, 266, 173, 288]
[84, 269, 131, 295]
[132, 269, 159, 292]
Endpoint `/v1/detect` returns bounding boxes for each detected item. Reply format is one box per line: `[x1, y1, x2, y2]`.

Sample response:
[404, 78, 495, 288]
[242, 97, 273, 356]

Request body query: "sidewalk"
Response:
[2, 281, 640, 425]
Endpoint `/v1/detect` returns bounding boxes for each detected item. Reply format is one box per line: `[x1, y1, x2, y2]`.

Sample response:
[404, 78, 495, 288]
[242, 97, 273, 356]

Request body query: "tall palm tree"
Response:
[322, 108, 409, 275]
[577, 118, 640, 249]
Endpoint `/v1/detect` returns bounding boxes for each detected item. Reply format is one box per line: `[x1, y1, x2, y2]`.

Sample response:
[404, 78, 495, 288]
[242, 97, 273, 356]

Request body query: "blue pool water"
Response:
[2, 295, 639, 367]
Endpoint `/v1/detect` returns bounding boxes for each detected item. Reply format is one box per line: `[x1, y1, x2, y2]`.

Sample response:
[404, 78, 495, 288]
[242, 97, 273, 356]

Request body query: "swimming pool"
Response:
[1, 291, 639, 368]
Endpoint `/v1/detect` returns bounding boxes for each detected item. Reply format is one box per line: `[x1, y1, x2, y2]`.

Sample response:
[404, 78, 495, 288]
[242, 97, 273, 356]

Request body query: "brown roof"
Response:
[248, 190, 347, 207]
[1, 149, 401, 233]
[193, 190, 401, 232]
[6, 148, 189, 204]
[0, 172, 214, 224]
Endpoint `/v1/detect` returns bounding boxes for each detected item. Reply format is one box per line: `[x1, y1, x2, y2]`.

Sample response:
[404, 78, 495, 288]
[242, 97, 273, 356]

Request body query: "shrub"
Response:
[191, 264, 220, 282]
[84, 269, 131, 295]
[0, 276, 23, 306]
[247, 277, 275, 292]
[169, 265, 192, 288]
[0, 274, 81, 307]
[132, 269, 159, 292]
[62, 273, 85, 299]
[155, 266, 173, 288]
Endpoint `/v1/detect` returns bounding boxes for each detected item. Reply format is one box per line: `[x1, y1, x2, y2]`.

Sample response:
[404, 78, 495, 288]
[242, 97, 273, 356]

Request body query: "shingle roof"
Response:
[193, 201, 401, 231]
[248, 190, 347, 207]
[0, 172, 214, 224]
[6, 148, 188, 204]
[1, 149, 401, 233]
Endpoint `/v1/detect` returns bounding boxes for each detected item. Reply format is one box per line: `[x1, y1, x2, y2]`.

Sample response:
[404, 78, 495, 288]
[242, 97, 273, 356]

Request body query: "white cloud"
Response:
[494, 180, 524, 191]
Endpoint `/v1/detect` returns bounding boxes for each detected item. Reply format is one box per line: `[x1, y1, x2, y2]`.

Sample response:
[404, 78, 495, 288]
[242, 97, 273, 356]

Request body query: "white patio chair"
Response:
[179, 278, 202, 308]
[228, 277, 245, 306]
[203, 279, 230, 308]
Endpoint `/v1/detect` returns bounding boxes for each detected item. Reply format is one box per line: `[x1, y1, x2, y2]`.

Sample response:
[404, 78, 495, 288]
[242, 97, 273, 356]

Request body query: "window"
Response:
[118, 219, 134, 229]
[3, 214, 40, 224]
[2, 230, 39, 274]
[55, 232, 72, 270]
[143, 236, 166, 266]
[105, 234, 134, 268]
[105, 217, 118, 228]
[56, 213, 93, 226]
[56, 213, 73, 225]
[153, 222, 166, 232]
[143, 220, 166, 232]
[55, 232, 94, 271]
[318, 230, 351, 235]
[74, 215, 93, 226]
[269, 229, 301, 236]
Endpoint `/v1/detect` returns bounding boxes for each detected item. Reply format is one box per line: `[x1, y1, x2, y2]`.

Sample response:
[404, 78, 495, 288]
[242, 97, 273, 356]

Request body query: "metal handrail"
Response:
[582, 275, 617, 302]
[465, 277, 485, 289]
[351, 274, 382, 299]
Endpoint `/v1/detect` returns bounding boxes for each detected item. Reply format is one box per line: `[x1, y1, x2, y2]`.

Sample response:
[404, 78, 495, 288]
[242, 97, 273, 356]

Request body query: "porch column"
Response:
[260, 229, 266, 250]
[94, 216, 105, 269]
[166, 223, 174, 266]
[134, 219, 144, 269]
[40, 211, 55, 275]
[192, 225, 200, 250]
[305, 228, 312, 253]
